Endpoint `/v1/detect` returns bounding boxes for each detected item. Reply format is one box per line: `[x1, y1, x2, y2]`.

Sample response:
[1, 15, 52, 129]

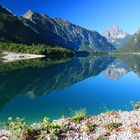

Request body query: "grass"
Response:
[97, 136, 108, 140]
[0, 109, 87, 139]
[3, 117, 66, 140]
[81, 121, 97, 133]
[0, 109, 88, 139]
[70, 108, 87, 123]
[130, 101, 140, 110]
[104, 123, 122, 131]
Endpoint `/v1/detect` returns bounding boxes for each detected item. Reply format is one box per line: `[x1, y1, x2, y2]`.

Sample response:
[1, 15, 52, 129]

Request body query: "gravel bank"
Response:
[1, 111, 140, 139]
[2, 51, 45, 62]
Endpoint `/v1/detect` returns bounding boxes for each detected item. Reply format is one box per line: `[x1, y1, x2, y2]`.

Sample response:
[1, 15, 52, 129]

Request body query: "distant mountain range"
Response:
[20, 10, 116, 52]
[102, 25, 131, 48]
[0, 5, 115, 52]
[1, 5, 140, 53]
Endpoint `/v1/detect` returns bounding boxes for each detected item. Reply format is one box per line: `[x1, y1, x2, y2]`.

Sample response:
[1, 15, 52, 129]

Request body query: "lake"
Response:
[0, 55, 140, 123]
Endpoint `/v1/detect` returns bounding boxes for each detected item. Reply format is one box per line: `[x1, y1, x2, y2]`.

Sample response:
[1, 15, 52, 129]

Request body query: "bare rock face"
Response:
[22, 10, 35, 19]
[102, 25, 131, 48]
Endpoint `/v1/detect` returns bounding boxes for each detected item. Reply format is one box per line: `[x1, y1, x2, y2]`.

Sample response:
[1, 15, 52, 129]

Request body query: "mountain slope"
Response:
[0, 5, 13, 15]
[102, 26, 131, 48]
[0, 6, 44, 44]
[119, 29, 140, 52]
[20, 10, 115, 52]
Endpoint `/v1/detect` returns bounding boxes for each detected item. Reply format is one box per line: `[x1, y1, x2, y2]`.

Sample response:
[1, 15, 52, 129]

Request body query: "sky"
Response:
[0, 0, 140, 35]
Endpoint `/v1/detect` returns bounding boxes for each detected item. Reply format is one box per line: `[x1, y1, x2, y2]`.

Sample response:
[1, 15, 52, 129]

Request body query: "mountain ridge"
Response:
[20, 9, 116, 52]
[0, 5, 119, 52]
[0, 5, 13, 15]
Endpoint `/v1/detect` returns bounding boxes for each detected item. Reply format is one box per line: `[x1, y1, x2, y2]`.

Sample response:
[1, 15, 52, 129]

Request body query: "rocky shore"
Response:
[1, 111, 140, 140]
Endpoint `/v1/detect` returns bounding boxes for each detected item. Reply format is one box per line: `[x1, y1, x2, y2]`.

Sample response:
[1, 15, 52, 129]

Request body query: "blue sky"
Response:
[0, 0, 140, 34]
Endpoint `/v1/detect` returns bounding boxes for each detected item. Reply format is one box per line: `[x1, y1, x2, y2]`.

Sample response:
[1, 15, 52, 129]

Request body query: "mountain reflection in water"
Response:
[0, 55, 140, 122]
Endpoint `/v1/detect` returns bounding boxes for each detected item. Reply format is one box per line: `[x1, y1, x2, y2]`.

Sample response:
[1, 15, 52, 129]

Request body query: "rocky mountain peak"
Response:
[102, 25, 128, 40]
[102, 25, 131, 48]
[22, 10, 50, 22]
[27, 10, 35, 15]
[22, 10, 36, 19]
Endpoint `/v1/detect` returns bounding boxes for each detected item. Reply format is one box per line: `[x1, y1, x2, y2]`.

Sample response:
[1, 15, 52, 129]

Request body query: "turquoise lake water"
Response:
[0, 55, 140, 123]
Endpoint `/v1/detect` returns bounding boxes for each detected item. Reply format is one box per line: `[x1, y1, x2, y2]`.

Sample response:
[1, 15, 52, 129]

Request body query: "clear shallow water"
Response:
[0, 55, 140, 123]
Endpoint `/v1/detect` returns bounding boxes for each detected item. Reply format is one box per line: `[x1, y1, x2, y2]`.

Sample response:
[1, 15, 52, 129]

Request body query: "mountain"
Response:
[0, 5, 13, 15]
[0, 6, 44, 44]
[0, 5, 115, 52]
[20, 10, 115, 52]
[118, 29, 140, 52]
[102, 26, 131, 48]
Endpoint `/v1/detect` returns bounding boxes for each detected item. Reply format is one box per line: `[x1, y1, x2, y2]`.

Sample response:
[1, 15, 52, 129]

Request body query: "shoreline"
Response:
[1, 110, 140, 139]
[1, 51, 45, 62]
